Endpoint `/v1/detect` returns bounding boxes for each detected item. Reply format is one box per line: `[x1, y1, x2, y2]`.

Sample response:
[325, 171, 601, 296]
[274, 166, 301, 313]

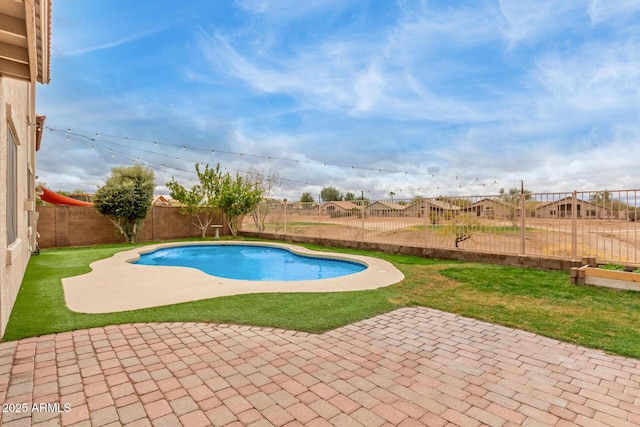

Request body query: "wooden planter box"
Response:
[571, 266, 640, 291]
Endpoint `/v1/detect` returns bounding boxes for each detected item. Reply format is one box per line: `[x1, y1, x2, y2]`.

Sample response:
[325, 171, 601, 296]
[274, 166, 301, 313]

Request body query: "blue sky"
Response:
[37, 0, 640, 200]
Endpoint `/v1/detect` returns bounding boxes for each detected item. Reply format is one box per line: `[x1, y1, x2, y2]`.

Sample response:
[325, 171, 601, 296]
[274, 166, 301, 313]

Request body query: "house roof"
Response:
[534, 196, 603, 210]
[322, 201, 362, 210]
[407, 198, 461, 211]
[366, 200, 405, 210]
[0, 0, 51, 84]
[153, 195, 170, 206]
[466, 198, 510, 208]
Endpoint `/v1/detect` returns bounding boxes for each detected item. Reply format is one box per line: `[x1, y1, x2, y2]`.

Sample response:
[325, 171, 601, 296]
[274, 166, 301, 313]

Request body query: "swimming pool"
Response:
[63, 242, 405, 313]
[133, 244, 366, 281]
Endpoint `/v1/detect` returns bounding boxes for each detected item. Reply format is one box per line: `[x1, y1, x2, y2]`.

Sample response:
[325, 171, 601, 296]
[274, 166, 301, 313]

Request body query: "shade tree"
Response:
[320, 186, 343, 202]
[167, 163, 222, 238]
[93, 164, 155, 243]
[167, 163, 263, 238]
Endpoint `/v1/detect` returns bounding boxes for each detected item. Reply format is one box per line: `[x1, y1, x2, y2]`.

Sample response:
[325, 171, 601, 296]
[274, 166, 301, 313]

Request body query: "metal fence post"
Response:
[318, 202, 322, 237]
[424, 199, 429, 249]
[283, 202, 287, 235]
[520, 193, 526, 255]
[572, 190, 578, 259]
[361, 199, 365, 242]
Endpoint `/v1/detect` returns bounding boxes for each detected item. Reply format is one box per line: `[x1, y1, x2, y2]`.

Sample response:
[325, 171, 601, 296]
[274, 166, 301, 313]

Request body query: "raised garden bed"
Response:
[571, 263, 640, 291]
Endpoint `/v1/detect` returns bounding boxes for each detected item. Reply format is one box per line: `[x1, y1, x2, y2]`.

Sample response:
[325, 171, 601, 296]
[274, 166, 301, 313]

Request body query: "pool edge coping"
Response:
[62, 241, 405, 314]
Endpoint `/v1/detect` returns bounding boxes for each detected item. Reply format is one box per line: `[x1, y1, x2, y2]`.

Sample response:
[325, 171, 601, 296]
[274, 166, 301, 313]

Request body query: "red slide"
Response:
[37, 186, 93, 206]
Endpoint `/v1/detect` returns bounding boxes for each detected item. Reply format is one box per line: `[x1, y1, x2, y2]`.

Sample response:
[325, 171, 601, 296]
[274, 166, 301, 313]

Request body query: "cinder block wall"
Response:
[36, 206, 227, 248]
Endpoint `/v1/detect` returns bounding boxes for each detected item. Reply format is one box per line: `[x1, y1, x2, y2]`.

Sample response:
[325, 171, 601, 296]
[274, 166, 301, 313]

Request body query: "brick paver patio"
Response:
[1, 307, 639, 426]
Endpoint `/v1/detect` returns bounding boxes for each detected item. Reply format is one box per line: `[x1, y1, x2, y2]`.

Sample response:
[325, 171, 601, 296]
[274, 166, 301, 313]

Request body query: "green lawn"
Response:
[5, 240, 640, 360]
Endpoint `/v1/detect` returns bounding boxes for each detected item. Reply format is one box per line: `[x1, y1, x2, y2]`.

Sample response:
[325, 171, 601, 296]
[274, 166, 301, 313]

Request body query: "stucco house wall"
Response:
[320, 201, 362, 216]
[535, 197, 609, 219]
[0, 76, 38, 337]
[365, 201, 405, 217]
[403, 199, 461, 218]
[0, 0, 51, 338]
[464, 198, 513, 219]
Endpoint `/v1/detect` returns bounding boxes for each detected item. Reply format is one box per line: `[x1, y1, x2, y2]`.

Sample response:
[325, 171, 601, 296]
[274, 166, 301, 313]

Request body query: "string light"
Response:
[45, 125, 499, 195]
[46, 126, 469, 178]
[51, 131, 322, 188]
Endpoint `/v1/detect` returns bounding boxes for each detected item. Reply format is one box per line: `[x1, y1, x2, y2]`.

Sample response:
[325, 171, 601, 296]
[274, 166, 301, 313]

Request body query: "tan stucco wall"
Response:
[0, 76, 37, 338]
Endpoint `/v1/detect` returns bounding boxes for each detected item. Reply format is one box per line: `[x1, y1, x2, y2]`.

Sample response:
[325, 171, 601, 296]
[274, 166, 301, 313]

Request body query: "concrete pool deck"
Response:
[62, 241, 405, 314]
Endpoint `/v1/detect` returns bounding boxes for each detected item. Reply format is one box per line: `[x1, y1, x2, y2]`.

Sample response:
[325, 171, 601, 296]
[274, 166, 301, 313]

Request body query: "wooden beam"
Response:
[0, 12, 27, 38]
[0, 41, 28, 63]
[24, 0, 36, 83]
[0, 57, 30, 80]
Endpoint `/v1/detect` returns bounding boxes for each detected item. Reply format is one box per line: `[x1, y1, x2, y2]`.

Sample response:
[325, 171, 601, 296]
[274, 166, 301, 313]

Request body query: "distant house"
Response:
[282, 200, 317, 213]
[365, 200, 405, 217]
[321, 201, 362, 217]
[464, 198, 513, 219]
[282, 201, 308, 211]
[262, 198, 285, 206]
[153, 195, 169, 207]
[0, 0, 51, 338]
[535, 197, 608, 218]
[403, 198, 461, 218]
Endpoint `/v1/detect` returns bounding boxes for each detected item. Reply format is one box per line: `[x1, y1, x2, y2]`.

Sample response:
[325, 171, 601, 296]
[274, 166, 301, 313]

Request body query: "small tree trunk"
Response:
[228, 217, 238, 236]
[194, 213, 214, 238]
[106, 217, 129, 242]
[130, 222, 138, 243]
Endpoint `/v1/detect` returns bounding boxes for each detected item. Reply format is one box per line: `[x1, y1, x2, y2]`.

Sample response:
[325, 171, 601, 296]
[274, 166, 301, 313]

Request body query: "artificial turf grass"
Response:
[3, 243, 399, 341]
[5, 240, 640, 360]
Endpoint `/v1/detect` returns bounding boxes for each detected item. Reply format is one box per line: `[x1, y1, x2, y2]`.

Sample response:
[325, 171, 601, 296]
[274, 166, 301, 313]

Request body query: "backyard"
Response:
[5, 238, 640, 360]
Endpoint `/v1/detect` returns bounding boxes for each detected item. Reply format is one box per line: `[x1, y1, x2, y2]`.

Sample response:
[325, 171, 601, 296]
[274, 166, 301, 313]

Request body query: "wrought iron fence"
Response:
[242, 189, 640, 266]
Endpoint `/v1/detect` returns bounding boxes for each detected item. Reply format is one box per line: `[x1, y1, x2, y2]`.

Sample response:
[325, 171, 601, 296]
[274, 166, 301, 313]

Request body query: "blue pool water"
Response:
[133, 245, 366, 281]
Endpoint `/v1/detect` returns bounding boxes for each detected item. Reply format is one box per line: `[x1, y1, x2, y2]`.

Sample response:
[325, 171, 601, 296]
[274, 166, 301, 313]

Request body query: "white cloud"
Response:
[390, 0, 503, 52]
[56, 28, 164, 57]
[198, 32, 369, 111]
[532, 41, 640, 121]
[498, 0, 584, 47]
[588, 0, 640, 25]
[235, 0, 349, 20]
[197, 11, 503, 124]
